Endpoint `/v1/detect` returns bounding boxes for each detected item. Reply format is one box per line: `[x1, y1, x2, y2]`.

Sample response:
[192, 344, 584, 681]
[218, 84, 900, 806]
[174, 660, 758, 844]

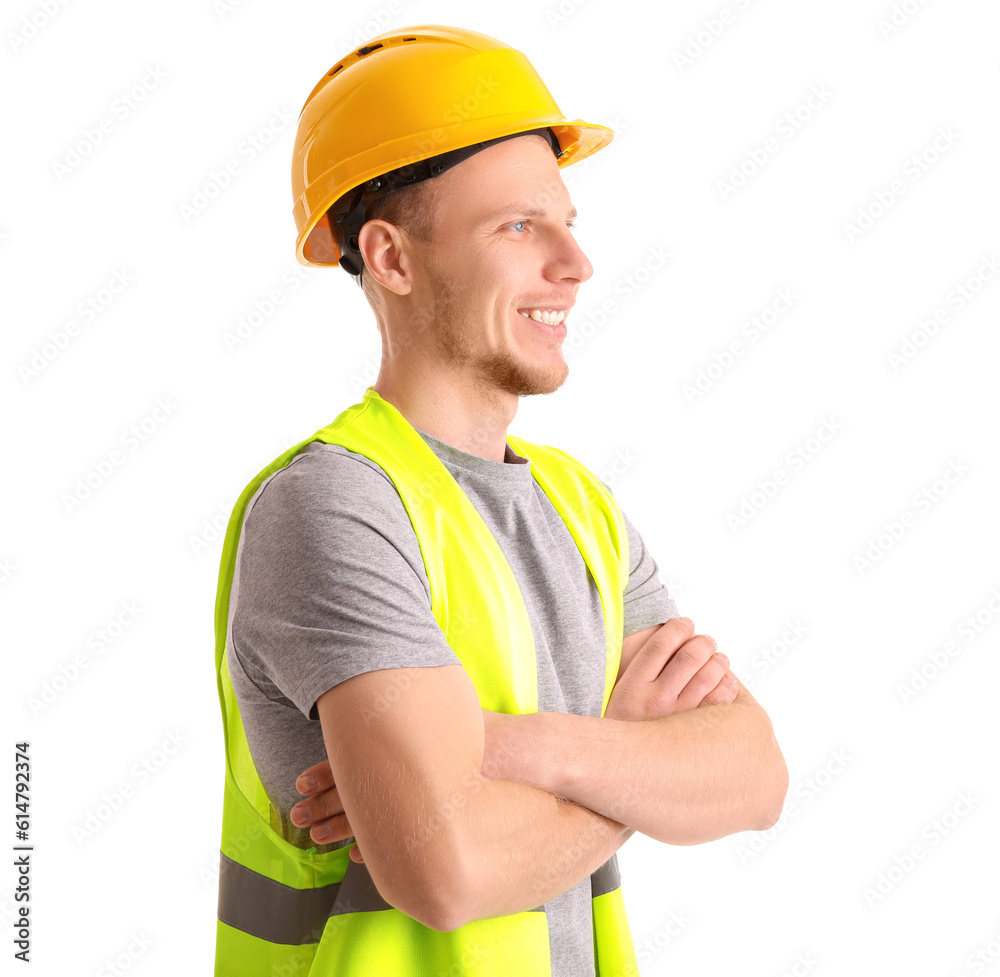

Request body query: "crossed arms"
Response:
[292, 617, 788, 932]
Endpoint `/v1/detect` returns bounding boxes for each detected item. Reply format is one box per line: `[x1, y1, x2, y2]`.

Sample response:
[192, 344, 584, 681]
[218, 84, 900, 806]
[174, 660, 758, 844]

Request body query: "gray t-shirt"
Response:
[226, 429, 678, 977]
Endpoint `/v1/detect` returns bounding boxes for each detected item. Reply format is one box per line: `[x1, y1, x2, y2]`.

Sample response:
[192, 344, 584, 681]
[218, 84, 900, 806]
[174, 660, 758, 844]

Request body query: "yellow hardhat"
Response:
[291, 24, 614, 274]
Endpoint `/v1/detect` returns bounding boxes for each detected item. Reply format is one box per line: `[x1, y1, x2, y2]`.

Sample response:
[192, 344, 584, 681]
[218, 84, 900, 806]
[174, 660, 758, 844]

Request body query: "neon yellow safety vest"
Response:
[213, 385, 639, 976]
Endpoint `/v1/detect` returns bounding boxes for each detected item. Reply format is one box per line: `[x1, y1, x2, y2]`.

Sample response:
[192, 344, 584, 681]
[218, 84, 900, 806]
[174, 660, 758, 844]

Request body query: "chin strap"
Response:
[330, 127, 563, 281]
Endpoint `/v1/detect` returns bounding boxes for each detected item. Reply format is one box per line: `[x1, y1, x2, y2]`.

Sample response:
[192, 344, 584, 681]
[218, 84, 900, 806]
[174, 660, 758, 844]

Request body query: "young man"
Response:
[212, 24, 788, 977]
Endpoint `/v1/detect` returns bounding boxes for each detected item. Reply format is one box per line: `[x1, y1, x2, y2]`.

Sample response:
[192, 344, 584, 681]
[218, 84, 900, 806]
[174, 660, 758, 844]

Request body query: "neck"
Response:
[372, 367, 517, 463]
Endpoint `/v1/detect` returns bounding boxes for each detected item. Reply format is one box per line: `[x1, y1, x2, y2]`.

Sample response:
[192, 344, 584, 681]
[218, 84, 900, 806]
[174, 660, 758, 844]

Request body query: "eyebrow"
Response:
[478, 205, 578, 226]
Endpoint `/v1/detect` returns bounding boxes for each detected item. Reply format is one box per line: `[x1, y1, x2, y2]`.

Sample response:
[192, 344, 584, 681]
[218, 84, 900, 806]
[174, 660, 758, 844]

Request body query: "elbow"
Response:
[421, 842, 478, 932]
[373, 832, 475, 933]
[395, 889, 468, 933]
[402, 869, 471, 933]
[422, 902, 471, 934]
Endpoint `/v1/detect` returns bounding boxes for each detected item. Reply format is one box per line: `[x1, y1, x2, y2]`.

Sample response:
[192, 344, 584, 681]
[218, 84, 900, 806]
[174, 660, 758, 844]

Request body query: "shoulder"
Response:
[249, 441, 403, 523]
[237, 441, 425, 570]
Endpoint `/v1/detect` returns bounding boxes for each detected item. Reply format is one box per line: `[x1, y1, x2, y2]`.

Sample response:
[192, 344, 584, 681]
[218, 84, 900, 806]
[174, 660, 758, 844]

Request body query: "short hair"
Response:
[328, 179, 437, 288]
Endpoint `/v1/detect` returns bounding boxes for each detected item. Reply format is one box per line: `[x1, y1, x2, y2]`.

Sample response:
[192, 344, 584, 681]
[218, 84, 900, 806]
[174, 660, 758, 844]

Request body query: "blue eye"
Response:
[505, 220, 578, 233]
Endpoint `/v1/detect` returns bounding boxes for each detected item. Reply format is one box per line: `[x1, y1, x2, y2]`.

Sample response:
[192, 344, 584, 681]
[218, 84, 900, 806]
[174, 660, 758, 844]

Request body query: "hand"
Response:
[291, 625, 738, 850]
[606, 617, 739, 722]
[290, 761, 366, 864]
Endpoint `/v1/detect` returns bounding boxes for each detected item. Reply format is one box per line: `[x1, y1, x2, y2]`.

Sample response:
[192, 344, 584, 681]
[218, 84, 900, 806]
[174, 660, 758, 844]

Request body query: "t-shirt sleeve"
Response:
[230, 444, 462, 722]
[599, 480, 680, 635]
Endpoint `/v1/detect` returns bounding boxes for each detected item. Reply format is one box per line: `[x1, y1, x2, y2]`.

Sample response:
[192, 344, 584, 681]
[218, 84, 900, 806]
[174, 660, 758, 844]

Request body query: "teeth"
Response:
[519, 309, 566, 325]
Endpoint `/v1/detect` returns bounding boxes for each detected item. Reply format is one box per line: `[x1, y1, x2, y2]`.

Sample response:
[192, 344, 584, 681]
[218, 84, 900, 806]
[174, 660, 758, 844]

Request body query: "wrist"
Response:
[519, 711, 569, 797]
[482, 711, 553, 790]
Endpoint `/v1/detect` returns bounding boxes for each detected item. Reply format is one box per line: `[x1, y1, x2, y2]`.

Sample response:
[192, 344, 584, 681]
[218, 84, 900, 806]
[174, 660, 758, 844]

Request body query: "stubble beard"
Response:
[423, 258, 569, 400]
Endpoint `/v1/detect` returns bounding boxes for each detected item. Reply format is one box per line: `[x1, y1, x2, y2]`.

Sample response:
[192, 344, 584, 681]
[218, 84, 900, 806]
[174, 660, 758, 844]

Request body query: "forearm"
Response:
[448, 775, 633, 927]
[512, 702, 787, 846]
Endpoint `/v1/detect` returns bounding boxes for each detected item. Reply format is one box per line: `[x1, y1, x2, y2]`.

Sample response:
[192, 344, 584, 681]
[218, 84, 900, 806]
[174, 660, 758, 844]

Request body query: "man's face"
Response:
[404, 133, 593, 399]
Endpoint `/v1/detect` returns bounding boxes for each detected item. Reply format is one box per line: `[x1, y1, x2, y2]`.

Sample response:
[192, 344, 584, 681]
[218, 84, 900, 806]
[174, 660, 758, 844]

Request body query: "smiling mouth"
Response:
[516, 306, 567, 338]
[517, 308, 568, 326]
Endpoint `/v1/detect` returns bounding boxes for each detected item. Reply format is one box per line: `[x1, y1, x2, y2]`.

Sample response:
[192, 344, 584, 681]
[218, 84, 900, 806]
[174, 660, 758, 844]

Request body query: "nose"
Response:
[548, 224, 593, 285]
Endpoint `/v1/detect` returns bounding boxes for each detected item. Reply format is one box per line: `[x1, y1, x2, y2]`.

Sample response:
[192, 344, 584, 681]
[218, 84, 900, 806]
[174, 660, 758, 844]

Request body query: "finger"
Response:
[626, 617, 696, 683]
[307, 812, 355, 845]
[698, 668, 740, 707]
[654, 633, 719, 698]
[295, 757, 336, 796]
[291, 785, 345, 827]
[675, 650, 730, 711]
[349, 844, 364, 864]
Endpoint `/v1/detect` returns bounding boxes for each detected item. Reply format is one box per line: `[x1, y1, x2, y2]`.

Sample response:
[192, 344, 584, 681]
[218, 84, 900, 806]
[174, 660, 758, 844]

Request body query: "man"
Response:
[212, 24, 788, 977]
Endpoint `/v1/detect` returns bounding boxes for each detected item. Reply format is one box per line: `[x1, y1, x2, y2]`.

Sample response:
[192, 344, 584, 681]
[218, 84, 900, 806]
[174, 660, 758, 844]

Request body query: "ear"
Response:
[357, 220, 414, 296]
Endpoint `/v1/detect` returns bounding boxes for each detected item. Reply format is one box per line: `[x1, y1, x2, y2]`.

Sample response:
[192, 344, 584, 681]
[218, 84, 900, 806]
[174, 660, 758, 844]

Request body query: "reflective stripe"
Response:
[214, 387, 634, 972]
[220, 851, 553, 945]
[591, 854, 622, 898]
[218, 852, 337, 945]
[218, 852, 385, 945]
[329, 857, 393, 917]
[330, 858, 547, 919]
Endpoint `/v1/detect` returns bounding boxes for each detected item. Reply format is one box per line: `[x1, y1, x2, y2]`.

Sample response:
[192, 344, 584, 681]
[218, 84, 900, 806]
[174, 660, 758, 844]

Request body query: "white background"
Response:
[3, 0, 999, 974]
